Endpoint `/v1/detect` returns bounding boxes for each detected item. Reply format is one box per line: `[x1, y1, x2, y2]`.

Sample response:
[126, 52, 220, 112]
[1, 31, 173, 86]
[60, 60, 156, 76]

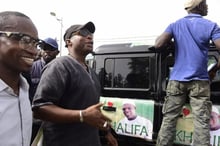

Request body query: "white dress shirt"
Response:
[0, 75, 32, 146]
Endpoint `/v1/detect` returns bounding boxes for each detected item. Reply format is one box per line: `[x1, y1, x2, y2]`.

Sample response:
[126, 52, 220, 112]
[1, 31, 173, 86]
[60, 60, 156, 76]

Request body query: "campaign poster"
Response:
[100, 97, 220, 145]
[100, 97, 154, 140]
[174, 104, 220, 146]
[175, 104, 193, 145]
[209, 105, 220, 146]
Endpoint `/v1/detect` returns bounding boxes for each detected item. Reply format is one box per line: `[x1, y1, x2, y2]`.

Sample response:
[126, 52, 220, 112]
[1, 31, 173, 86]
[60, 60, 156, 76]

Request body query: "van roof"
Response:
[94, 43, 153, 55]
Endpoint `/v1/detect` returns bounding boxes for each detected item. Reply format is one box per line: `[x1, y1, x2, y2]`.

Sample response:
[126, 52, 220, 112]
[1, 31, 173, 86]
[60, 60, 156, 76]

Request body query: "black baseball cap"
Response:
[63, 21, 95, 41]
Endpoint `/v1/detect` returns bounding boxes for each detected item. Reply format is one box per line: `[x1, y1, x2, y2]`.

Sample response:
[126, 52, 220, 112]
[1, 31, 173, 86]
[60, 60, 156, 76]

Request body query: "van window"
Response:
[104, 57, 150, 89]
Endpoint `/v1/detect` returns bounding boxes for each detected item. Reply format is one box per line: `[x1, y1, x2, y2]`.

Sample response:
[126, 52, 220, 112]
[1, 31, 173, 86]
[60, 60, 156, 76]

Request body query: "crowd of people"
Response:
[0, 11, 117, 146]
[1, 0, 220, 146]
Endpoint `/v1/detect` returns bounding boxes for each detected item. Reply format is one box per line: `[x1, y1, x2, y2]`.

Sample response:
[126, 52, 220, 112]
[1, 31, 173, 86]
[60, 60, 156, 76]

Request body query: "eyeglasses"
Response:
[0, 31, 40, 49]
[72, 28, 93, 37]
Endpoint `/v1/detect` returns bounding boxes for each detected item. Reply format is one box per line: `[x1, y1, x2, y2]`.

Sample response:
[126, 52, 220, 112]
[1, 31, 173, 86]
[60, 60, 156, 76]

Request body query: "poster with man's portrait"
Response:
[100, 97, 154, 140]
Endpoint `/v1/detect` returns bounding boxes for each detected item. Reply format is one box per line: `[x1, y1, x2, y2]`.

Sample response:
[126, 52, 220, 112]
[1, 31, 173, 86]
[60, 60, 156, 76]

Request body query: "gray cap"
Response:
[184, 0, 203, 12]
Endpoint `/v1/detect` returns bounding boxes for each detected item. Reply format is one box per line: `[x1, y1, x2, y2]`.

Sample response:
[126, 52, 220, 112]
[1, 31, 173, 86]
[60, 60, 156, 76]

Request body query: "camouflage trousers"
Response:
[156, 80, 212, 146]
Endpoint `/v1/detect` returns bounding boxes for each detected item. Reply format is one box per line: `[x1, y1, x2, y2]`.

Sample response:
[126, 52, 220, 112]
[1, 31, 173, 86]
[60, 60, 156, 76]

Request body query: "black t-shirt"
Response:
[32, 56, 101, 146]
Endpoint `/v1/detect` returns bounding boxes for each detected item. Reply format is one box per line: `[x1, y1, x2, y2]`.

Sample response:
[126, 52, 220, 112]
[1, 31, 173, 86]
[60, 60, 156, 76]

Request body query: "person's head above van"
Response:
[184, 0, 203, 11]
[184, 0, 207, 16]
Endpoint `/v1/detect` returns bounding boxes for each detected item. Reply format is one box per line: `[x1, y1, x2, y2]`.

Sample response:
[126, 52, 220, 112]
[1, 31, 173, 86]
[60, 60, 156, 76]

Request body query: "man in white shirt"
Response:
[0, 11, 39, 146]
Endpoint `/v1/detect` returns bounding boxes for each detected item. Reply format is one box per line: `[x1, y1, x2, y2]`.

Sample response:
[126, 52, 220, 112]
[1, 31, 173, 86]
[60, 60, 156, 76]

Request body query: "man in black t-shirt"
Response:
[32, 22, 118, 146]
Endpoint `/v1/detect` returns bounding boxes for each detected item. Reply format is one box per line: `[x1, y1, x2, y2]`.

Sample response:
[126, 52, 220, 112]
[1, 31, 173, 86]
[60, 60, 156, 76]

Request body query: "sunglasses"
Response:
[71, 28, 93, 37]
[0, 31, 41, 49]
